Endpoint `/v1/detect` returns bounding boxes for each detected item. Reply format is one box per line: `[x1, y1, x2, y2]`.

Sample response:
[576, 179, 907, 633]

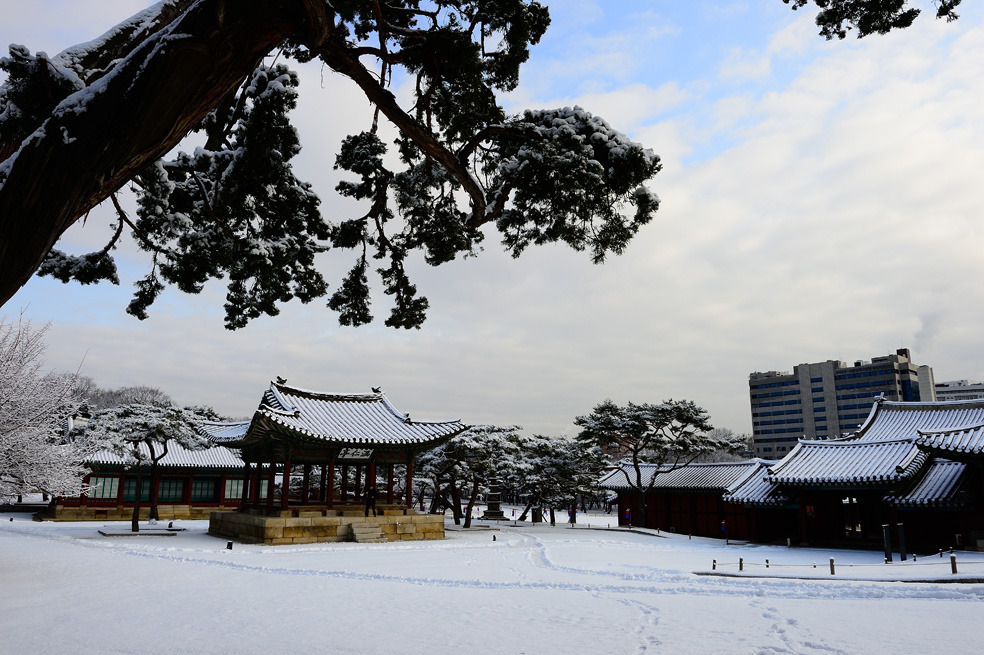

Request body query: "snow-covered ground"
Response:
[2, 508, 982, 655]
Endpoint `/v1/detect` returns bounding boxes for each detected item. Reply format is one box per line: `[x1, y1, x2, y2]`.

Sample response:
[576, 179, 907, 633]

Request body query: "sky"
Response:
[3, 1, 984, 436]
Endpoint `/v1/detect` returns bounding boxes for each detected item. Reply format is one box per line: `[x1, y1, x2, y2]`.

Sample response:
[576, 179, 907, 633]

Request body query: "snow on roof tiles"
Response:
[722, 461, 790, 506]
[849, 398, 984, 442]
[886, 459, 970, 508]
[87, 440, 243, 469]
[246, 382, 466, 447]
[197, 420, 251, 443]
[914, 423, 984, 456]
[598, 461, 765, 493]
[766, 438, 927, 487]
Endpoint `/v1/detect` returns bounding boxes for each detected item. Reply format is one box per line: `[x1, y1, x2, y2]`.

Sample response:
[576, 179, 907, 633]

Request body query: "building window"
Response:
[191, 479, 217, 503]
[224, 479, 243, 500]
[123, 477, 151, 502]
[88, 476, 119, 499]
[158, 479, 184, 503]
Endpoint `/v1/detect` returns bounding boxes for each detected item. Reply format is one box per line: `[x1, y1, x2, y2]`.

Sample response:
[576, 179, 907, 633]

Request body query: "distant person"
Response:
[364, 484, 378, 517]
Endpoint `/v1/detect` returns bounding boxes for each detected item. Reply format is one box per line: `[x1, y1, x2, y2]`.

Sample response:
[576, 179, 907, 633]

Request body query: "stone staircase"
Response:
[349, 521, 387, 543]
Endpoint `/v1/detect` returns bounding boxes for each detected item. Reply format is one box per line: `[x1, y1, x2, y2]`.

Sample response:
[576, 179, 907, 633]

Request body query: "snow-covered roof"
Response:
[197, 420, 251, 443]
[598, 460, 768, 493]
[885, 459, 971, 509]
[849, 398, 984, 442]
[913, 423, 984, 457]
[722, 461, 791, 506]
[766, 438, 926, 487]
[87, 441, 243, 469]
[223, 381, 466, 449]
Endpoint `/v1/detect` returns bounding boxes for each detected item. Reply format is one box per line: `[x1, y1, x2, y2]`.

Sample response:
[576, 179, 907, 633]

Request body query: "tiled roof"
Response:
[885, 459, 971, 508]
[913, 423, 984, 456]
[766, 438, 927, 487]
[598, 460, 767, 493]
[723, 462, 791, 506]
[86, 441, 243, 469]
[850, 398, 984, 442]
[239, 382, 466, 447]
[197, 420, 251, 443]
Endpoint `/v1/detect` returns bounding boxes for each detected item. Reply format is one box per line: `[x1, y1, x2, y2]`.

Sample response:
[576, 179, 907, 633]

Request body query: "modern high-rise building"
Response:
[935, 380, 984, 401]
[748, 348, 932, 457]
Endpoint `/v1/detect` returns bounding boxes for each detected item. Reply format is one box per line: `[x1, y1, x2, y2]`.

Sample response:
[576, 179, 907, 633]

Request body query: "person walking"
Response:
[364, 484, 378, 517]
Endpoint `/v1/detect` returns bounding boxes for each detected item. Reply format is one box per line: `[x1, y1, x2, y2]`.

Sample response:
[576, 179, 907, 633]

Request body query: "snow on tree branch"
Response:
[0, 316, 88, 499]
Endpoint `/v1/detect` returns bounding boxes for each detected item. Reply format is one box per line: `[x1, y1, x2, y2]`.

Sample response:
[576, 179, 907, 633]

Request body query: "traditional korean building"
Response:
[603, 398, 984, 550]
[739, 397, 984, 550]
[202, 381, 468, 545]
[598, 460, 782, 541]
[46, 382, 467, 545]
[48, 439, 246, 521]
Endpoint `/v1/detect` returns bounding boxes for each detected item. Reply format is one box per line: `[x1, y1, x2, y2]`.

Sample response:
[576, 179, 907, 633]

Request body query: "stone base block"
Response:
[208, 510, 445, 545]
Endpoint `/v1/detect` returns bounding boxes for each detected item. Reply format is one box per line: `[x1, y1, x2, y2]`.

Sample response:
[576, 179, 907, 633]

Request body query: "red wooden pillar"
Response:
[301, 464, 311, 503]
[182, 472, 193, 505]
[266, 463, 276, 510]
[281, 453, 292, 512]
[325, 459, 335, 509]
[240, 463, 251, 507]
[355, 465, 363, 500]
[386, 464, 395, 504]
[115, 472, 126, 508]
[405, 456, 414, 508]
[368, 461, 377, 488]
[341, 465, 349, 501]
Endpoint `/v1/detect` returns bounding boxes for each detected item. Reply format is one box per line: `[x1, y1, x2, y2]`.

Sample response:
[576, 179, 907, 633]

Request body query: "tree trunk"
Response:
[518, 499, 533, 522]
[569, 498, 577, 524]
[0, 0, 307, 307]
[448, 482, 462, 526]
[131, 467, 142, 533]
[149, 460, 160, 522]
[548, 507, 555, 526]
[462, 478, 480, 529]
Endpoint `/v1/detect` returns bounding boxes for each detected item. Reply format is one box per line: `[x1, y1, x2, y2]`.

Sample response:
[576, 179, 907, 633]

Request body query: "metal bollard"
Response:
[712, 559, 717, 571]
[951, 553, 958, 574]
[739, 557, 744, 571]
[829, 557, 835, 575]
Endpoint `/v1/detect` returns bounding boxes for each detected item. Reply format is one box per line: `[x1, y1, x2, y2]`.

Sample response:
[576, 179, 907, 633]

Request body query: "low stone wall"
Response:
[209, 510, 445, 545]
[44, 504, 239, 522]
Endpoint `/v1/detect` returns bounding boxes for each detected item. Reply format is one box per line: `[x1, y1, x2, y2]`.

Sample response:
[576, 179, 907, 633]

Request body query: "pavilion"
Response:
[201, 380, 468, 544]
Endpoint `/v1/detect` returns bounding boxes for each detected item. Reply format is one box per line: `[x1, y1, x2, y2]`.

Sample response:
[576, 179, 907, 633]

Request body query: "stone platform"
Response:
[208, 509, 445, 545]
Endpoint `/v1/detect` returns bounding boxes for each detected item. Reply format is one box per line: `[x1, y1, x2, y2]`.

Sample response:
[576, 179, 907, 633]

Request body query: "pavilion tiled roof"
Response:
[885, 459, 971, 509]
[598, 460, 768, 493]
[232, 381, 467, 448]
[766, 438, 927, 487]
[87, 441, 243, 469]
[197, 420, 251, 444]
